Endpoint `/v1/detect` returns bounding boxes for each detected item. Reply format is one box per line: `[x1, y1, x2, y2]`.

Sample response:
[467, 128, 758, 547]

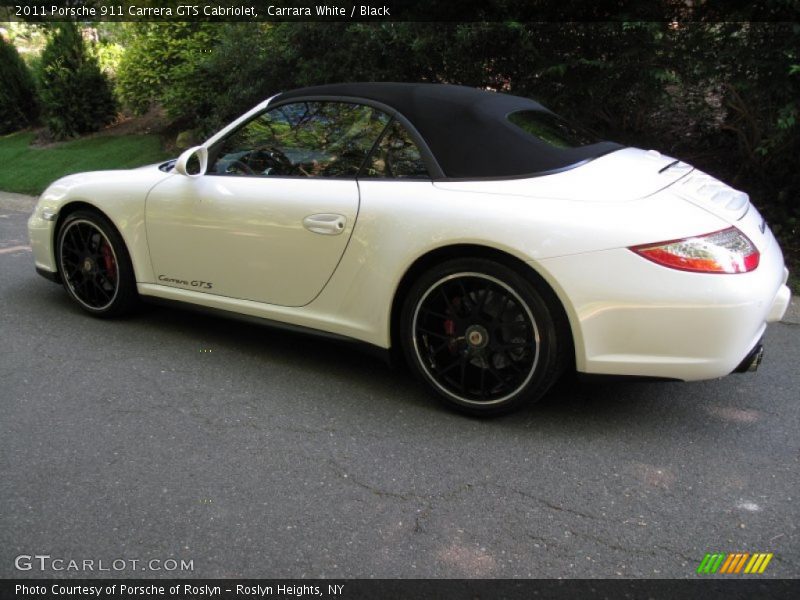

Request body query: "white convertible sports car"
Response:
[28, 83, 791, 415]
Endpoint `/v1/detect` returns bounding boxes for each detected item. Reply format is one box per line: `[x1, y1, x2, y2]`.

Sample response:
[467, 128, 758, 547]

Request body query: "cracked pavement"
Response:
[1, 198, 798, 578]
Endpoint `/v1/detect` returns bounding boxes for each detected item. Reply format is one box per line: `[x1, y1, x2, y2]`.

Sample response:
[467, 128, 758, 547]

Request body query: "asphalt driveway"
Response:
[1, 194, 798, 578]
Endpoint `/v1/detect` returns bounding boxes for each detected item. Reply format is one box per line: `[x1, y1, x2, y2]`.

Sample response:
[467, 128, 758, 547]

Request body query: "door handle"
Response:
[303, 214, 347, 235]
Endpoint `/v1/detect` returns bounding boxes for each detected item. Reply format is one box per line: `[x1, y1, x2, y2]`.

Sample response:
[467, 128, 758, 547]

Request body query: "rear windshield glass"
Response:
[507, 110, 599, 149]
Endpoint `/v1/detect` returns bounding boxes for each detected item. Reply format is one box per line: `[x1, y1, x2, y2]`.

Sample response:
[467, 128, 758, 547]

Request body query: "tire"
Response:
[55, 209, 139, 317]
[400, 258, 570, 416]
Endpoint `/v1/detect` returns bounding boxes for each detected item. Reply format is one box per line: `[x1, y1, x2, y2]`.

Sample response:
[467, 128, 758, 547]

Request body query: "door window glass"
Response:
[211, 101, 390, 178]
[361, 120, 430, 179]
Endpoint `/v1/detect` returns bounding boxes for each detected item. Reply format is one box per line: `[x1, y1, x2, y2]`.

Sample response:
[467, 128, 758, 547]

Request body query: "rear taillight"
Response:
[630, 227, 759, 274]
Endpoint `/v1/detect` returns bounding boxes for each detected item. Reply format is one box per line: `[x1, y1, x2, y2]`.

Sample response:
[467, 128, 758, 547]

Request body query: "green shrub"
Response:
[115, 23, 219, 117]
[0, 35, 39, 134]
[38, 22, 116, 139]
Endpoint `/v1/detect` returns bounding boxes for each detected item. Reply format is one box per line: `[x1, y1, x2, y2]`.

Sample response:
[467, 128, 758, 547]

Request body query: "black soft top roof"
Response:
[273, 82, 621, 179]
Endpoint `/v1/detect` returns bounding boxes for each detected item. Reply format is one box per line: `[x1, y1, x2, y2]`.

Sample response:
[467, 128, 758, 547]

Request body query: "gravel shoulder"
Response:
[0, 191, 37, 213]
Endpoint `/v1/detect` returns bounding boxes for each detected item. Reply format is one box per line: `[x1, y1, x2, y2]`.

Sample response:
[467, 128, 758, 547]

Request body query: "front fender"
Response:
[28, 166, 172, 282]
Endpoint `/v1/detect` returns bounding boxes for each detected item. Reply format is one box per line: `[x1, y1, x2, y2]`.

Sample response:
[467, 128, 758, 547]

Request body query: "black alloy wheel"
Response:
[56, 210, 139, 317]
[401, 258, 569, 415]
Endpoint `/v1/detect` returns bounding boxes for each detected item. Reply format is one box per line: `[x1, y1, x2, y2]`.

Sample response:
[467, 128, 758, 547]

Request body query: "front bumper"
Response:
[28, 207, 58, 276]
[35, 266, 60, 283]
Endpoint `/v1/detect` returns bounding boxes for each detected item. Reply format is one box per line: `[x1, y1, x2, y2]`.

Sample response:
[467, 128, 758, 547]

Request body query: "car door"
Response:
[145, 101, 390, 307]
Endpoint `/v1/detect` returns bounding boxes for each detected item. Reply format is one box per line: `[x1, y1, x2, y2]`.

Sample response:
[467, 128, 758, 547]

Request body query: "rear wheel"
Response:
[400, 258, 569, 416]
[56, 210, 139, 317]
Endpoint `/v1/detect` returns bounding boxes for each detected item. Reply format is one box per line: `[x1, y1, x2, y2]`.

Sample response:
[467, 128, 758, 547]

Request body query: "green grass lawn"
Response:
[0, 131, 172, 196]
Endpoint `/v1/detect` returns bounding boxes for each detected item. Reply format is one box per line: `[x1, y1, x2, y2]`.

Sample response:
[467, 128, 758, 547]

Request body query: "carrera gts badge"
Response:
[158, 275, 213, 289]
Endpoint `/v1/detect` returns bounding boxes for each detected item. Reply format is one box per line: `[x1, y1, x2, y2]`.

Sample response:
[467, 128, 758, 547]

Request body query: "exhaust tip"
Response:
[750, 345, 764, 372]
[734, 343, 764, 373]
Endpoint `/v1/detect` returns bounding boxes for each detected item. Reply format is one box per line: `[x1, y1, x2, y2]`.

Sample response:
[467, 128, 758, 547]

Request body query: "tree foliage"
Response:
[104, 22, 800, 265]
[115, 23, 219, 117]
[38, 22, 117, 139]
[0, 35, 39, 134]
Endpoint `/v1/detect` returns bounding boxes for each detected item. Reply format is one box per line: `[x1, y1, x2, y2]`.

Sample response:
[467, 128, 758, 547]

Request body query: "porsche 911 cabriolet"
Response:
[28, 83, 791, 415]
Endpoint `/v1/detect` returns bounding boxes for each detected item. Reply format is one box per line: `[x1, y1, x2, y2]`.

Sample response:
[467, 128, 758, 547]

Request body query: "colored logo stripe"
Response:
[697, 552, 773, 574]
[744, 553, 773, 574]
[697, 553, 726, 574]
[719, 553, 749, 573]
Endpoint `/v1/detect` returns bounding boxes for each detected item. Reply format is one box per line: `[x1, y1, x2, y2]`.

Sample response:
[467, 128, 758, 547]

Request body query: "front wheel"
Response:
[400, 258, 569, 416]
[56, 210, 139, 317]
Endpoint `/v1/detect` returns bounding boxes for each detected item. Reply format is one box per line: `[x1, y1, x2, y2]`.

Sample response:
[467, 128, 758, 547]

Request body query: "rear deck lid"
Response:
[433, 147, 695, 202]
[668, 168, 751, 221]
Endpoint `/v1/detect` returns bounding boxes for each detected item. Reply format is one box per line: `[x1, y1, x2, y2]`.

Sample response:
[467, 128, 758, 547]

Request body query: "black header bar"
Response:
[0, 0, 798, 22]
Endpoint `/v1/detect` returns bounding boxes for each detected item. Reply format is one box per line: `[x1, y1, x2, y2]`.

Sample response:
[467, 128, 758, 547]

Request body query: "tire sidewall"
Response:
[400, 258, 562, 415]
[56, 210, 138, 317]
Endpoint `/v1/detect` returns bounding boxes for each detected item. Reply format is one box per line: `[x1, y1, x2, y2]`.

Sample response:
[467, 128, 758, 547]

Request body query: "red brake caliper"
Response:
[100, 242, 116, 281]
[444, 318, 457, 354]
[444, 319, 455, 336]
[444, 296, 459, 353]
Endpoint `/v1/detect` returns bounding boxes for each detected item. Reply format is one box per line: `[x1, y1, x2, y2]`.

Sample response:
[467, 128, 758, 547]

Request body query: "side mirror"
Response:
[174, 145, 208, 177]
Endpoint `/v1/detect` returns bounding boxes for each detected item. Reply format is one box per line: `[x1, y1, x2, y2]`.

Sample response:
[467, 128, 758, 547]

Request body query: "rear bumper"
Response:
[733, 338, 764, 373]
[536, 232, 791, 381]
[767, 281, 791, 322]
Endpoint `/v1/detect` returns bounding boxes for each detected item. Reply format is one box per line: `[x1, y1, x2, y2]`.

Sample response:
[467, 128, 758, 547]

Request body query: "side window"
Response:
[361, 120, 429, 179]
[210, 101, 389, 178]
[507, 110, 599, 149]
